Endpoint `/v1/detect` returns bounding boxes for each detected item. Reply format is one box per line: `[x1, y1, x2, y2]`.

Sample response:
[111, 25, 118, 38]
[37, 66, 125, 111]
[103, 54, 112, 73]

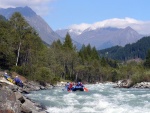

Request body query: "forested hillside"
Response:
[0, 6, 61, 45]
[0, 15, 7, 21]
[1, 12, 150, 85]
[98, 36, 150, 61]
[0, 12, 113, 84]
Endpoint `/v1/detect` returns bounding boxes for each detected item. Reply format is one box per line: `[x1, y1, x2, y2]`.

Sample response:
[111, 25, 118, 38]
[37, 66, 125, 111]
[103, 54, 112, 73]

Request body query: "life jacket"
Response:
[76, 82, 84, 88]
[69, 83, 73, 89]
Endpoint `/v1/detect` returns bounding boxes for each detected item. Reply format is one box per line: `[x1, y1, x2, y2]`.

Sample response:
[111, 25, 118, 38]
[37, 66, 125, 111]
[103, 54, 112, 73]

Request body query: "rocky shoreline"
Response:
[1, 73, 150, 113]
[114, 79, 150, 88]
[0, 75, 53, 113]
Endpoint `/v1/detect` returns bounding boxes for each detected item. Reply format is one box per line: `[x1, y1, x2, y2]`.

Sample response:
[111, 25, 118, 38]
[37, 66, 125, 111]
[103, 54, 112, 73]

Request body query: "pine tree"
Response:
[0, 18, 15, 69]
[0, 15, 7, 21]
[144, 49, 150, 68]
[91, 47, 99, 60]
[51, 39, 62, 49]
[63, 32, 74, 50]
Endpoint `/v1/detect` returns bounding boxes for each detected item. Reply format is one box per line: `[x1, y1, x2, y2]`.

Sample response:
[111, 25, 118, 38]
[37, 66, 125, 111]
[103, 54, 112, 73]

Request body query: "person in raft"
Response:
[76, 82, 84, 88]
[71, 82, 84, 91]
[65, 82, 70, 90]
[68, 82, 73, 91]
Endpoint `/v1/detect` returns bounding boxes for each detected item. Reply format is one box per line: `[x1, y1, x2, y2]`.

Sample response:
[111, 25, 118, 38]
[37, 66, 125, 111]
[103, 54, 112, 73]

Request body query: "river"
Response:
[26, 83, 150, 113]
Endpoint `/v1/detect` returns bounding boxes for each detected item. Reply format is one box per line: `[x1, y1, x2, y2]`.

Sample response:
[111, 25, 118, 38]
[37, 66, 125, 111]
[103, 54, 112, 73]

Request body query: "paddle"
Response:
[84, 87, 88, 92]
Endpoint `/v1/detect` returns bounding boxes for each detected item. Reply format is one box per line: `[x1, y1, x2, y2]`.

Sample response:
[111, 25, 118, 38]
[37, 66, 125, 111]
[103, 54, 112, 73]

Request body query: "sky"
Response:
[0, 0, 150, 34]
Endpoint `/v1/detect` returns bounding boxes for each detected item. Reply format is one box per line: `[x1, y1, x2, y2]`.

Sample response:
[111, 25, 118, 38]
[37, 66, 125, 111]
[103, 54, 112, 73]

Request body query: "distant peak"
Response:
[23, 6, 32, 10]
[24, 6, 30, 8]
[102, 27, 120, 30]
[15, 6, 36, 17]
[124, 26, 135, 31]
[125, 26, 132, 29]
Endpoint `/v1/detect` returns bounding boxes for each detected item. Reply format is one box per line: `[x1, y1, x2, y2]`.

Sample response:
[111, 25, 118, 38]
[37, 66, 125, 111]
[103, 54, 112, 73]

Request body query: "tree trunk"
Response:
[75, 72, 78, 82]
[70, 61, 74, 78]
[16, 41, 21, 66]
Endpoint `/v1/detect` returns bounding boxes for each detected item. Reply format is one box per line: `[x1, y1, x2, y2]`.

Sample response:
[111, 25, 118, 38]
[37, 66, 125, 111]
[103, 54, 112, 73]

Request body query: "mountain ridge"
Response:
[98, 36, 150, 61]
[0, 6, 145, 50]
[56, 26, 144, 50]
[0, 6, 62, 45]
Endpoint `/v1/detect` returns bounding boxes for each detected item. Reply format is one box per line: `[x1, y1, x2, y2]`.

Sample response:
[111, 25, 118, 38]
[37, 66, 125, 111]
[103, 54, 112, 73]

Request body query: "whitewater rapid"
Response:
[26, 83, 150, 113]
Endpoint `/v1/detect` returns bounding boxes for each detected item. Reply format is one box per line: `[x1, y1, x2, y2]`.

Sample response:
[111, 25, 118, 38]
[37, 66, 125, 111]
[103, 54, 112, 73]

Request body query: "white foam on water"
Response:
[27, 84, 150, 113]
[93, 99, 150, 113]
[62, 93, 80, 105]
[143, 101, 150, 108]
[45, 96, 57, 101]
[47, 106, 76, 113]
[79, 107, 96, 113]
[112, 92, 136, 102]
[140, 93, 150, 97]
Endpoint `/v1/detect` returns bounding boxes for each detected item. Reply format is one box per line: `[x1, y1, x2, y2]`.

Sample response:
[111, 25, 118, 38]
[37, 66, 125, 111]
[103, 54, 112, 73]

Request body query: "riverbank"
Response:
[113, 79, 150, 88]
[27, 83, 150, 113]
[0, 73, 53, 113]
[1, 71, 149, 113]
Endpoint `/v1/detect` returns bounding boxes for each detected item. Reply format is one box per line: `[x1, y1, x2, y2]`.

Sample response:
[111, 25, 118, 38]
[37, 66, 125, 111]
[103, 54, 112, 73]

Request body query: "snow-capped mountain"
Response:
[56, 26, 144, 50]
[0, 6, 146, 50]
[56, 17, 150, 50]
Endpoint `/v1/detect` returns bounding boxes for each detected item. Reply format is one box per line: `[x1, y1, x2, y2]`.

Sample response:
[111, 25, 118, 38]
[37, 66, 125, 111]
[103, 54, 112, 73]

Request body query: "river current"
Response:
[26, 83, 150, 113]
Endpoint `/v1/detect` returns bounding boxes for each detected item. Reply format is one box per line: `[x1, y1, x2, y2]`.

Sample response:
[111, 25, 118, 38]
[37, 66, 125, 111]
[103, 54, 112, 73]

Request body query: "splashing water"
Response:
[26, 83, 150, 113]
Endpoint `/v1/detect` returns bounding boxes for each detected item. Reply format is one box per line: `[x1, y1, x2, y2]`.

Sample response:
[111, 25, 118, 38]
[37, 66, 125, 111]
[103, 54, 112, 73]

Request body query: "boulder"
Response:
[0, 73, 51, 113]
[0, 86, 21, 113]
[132, 82, 150, 88]
[115, 79, 133, 88]
[21, 96, 46, 113]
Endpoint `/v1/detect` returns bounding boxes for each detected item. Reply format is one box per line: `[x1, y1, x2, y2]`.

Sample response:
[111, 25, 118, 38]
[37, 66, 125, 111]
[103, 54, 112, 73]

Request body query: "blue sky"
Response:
[42, 0, 150, 30]
[0, 0, 150, 32]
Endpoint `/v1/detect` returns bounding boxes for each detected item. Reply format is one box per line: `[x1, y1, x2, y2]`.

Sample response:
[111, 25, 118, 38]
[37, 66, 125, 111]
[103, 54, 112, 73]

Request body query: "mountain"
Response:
[56, 26, 143, 50]
[0, 6, 61, 45]
[0, 6, 144, 49]
[98, 36, 150, 61]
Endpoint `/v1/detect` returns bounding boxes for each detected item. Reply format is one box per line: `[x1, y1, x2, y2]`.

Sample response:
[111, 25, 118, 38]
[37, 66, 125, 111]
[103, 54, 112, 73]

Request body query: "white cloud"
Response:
[68, 23, 91, 35]
[0, 0, 54, 16]
[92, 18, 141, 29]
[69, 23, 91, 33]
[0, 1, 149, 35]
[69, 18, 150, 35]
